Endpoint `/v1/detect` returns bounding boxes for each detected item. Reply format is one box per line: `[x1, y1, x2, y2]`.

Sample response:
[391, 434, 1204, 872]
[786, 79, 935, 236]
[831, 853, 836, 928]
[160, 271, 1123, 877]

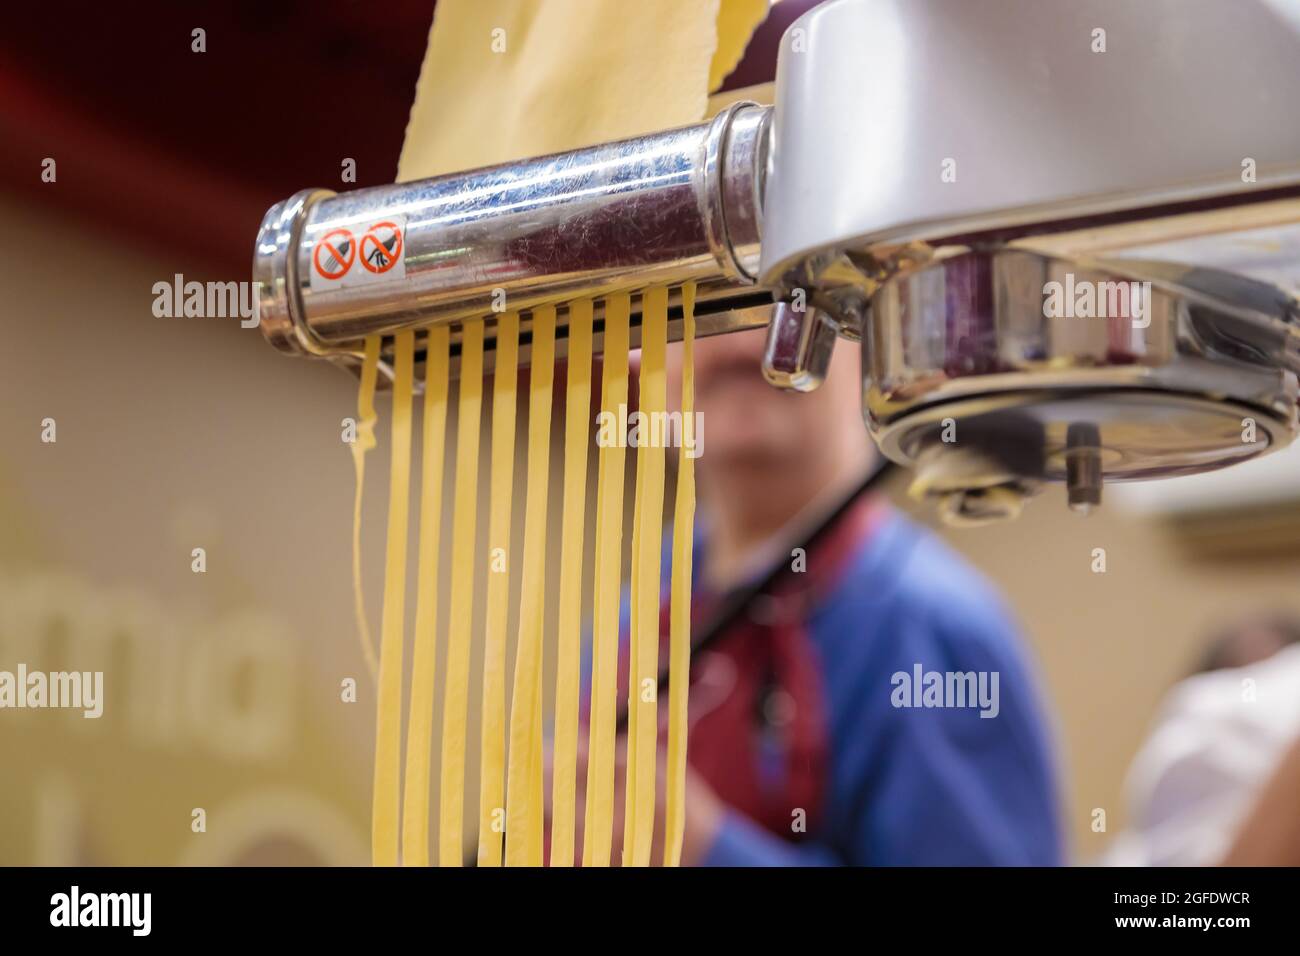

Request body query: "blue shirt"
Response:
[695, 507, 1063, 866]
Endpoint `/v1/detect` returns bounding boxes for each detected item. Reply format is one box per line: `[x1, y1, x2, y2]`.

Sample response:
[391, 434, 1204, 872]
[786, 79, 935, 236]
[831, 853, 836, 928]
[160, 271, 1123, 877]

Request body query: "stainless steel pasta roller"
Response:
[254, 0, 1300, 523]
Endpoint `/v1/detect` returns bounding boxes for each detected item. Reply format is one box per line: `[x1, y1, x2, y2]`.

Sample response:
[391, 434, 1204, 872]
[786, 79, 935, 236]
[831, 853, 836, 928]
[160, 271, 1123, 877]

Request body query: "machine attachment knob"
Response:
[761, 302, 838, 392]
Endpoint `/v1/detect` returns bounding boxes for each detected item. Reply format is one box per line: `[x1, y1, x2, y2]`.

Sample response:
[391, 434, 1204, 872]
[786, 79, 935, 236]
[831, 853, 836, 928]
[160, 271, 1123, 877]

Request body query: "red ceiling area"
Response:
[0, 1, 432, 273]
[0, 1, 798, 275]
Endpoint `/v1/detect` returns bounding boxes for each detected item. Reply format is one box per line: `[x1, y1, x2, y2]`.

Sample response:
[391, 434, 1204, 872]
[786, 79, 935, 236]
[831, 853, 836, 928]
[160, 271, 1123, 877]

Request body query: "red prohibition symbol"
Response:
[360, 221, 403, 274]
[312, 227, 356, 280]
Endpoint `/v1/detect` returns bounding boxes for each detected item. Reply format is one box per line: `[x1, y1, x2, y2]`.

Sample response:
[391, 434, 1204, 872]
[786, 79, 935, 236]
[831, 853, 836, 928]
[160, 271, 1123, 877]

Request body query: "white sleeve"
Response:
[1103, 646, 1300, 867]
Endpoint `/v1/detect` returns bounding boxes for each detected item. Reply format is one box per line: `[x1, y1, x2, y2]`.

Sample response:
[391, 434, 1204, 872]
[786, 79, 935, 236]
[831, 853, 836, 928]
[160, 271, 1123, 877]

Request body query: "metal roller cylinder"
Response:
[255, 102, 773, 362]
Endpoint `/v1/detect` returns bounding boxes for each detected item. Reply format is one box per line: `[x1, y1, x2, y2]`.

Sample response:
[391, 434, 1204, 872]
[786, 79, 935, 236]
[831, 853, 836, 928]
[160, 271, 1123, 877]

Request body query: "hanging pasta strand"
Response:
[401, 327, 451, 867]
[351, 336, 382, 680]
[583, 293, 631, 866]
[626, 288, 669, 866]
[622, 375, 646, 864]
[663, 282, 697, 866]
[550, 299, 594, 866]
[476, 314, 521, 866]
[504, 306, 557, 866]
[585, 349, 613, 861]
[438, 320, 486, 866]
[372, 331, 416, 866]
[530, 629, 545, 861]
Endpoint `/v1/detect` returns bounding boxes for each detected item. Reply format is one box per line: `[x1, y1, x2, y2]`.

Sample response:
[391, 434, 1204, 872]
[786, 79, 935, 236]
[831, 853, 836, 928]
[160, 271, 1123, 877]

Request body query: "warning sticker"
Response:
[308, 215, 407, 291]
[312, 227, 356, 282]
[360, 220, 403, 275]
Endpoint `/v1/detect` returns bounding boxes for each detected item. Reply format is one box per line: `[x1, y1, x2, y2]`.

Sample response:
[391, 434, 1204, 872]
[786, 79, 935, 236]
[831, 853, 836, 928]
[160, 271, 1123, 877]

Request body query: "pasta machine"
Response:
[254, 0, 1300, 524]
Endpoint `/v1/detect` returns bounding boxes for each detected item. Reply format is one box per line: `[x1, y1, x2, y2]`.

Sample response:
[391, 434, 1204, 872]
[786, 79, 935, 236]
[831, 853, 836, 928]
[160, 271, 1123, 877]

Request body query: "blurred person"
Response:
[1104, 615, 1300, 866]
[563, 324, 1062, 866]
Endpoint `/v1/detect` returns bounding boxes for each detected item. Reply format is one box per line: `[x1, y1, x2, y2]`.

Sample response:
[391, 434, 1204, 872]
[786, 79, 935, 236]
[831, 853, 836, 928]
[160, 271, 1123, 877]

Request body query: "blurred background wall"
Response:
[0, 193, 375, 863]
[3, 0, 1299, 865]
